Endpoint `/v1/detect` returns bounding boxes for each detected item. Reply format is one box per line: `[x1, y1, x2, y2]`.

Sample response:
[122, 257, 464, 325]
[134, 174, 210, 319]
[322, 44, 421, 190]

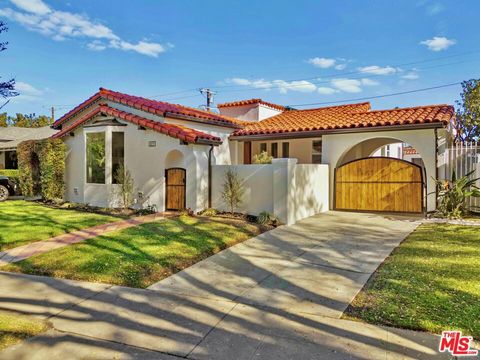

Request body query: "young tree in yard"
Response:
[0, 113, 6, 127]
[221, 169, 245, 214]
[114, 164, 134, 211]
[455, 79, 480, 142]
[0, 21, 18, 109]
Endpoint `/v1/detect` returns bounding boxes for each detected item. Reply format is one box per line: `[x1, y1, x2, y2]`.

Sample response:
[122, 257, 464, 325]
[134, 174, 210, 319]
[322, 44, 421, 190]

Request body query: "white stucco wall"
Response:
[64, 119, 212, 213]
[322, 128, 438, 212]
[211, 159, 329, 225]
[219, 103, 282, 122]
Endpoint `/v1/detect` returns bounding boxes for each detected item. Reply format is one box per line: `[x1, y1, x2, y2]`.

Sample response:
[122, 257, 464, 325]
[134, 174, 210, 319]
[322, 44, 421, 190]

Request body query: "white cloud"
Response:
[226, 78, 316, 94]
[426, 3, 445, 15]
[420, 36, 456, 51]
[10, 0, 50, 15]
[358, 65, 397, 75]
[308, 57, 336, 68]
[331, 78, 362, 93]
[334, 63, 347, 70]
[15, 81, 44, 96]
[317, 87, 338, 95]
[402, 72, 419, 80]
[360, 78, 379, 86]
[0, 0, 169, 57]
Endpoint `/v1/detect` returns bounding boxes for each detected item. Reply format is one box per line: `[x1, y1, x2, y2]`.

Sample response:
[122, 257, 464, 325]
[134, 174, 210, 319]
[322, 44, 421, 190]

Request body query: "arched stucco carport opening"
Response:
[321, 129, 438, 212]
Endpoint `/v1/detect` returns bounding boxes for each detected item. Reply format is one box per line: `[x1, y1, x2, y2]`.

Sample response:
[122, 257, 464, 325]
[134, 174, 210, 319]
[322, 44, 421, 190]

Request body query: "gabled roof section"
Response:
[217, 98, 286, 111]
[231, 103, 453, 137]
[52, 104, 222, 145]
[0, 126, 58, 150]
[53, 88, 245, 129]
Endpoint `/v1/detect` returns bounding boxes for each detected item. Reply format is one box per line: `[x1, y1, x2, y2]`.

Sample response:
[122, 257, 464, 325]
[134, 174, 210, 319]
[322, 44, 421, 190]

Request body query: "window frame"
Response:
[282, 142, 289, 158]
[86, 131, 106, 184]
[312, 138, 322, 164]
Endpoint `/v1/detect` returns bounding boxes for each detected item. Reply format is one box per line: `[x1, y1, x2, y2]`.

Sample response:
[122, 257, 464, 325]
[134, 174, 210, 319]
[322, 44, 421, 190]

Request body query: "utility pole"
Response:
[51, 106, 55, 123]
[199, 88, 216, 111]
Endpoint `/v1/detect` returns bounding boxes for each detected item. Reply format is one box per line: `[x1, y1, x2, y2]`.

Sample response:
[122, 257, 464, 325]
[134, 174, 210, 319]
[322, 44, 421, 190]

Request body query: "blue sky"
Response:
[0, 0, 478, 118]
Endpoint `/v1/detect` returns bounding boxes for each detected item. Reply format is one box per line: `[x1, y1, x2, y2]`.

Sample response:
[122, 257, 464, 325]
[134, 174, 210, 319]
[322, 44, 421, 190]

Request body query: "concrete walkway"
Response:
[0, 211, 461, 359]
[0, 213, 165, 266]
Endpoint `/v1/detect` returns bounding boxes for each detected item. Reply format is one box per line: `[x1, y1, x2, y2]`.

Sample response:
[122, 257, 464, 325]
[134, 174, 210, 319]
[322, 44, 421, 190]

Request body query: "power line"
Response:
[287, 82, 463, 107]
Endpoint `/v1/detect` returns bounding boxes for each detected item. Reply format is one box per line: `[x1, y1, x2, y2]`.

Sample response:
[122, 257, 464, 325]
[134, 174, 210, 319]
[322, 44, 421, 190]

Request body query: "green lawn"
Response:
[345, 224, 480, 339]
[0, 311, 49, 351]
[3, 215, 266, 288]
[0, 201, 120, 251]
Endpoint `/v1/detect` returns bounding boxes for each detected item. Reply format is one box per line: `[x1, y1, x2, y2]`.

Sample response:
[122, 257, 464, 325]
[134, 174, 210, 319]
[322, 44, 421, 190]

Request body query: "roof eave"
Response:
[229, 122, 446, 141]
[164, 112, 242, 129]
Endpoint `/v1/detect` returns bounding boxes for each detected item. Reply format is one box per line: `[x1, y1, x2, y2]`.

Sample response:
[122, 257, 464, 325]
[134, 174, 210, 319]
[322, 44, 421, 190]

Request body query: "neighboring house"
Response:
[52, 88, 454, 221]
[373, 143, 424, 167]
[0, 126, 58, 170]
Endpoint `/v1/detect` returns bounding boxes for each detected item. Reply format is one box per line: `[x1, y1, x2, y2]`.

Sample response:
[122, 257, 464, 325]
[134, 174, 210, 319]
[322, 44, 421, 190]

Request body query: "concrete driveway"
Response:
[0, 211, 454, 359]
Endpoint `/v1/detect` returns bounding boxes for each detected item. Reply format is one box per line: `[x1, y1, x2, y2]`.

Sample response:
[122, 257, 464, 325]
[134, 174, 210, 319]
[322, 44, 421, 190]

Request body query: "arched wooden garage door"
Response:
[335, 157, 423, 213]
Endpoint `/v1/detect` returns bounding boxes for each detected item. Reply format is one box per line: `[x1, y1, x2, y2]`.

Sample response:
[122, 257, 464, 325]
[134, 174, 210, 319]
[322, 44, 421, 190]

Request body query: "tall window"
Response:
[271, 142, 278, 158]
[260, 143, 267, 153]
[112, 132, 125, 184]
[312, 139, 322, 164]
[282, 142, 290, 158]
[86, 132, 105, 184]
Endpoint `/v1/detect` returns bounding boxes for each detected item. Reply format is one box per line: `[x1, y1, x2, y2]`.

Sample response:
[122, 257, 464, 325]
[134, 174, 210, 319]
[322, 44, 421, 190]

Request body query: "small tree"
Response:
[252, 151, 272, 164]
[221, 169, 244, 214]
[114, 164, 134, 210]
[455, 79, 480, 142]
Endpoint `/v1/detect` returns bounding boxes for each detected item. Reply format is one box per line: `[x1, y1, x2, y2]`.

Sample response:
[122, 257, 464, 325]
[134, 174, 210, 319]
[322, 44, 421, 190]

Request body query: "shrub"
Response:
[434, 170, 480, 218]
[200, 208, 218, 217]
[113, 164, 134, 210]
[17, 138, 66, 200]
[252, 151, 272, 164]
[257, 211, 280, 226]
[221, 169, 245, 214]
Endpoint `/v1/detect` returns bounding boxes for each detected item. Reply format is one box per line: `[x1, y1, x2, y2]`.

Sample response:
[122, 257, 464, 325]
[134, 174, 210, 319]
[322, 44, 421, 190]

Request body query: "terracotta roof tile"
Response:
[231, 102, 453, 137]
[52, 104, 222, 145]
[217, 98, 286, 111]
[53, 88, 245, 129]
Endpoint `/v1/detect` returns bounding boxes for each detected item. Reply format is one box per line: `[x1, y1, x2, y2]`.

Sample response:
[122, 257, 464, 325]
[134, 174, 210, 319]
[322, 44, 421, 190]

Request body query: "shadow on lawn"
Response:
[0, 212, 445, 359]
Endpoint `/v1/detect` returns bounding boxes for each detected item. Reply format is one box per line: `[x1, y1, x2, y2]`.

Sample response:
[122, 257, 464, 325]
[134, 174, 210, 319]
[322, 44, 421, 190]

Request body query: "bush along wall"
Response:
[17, 138, 66, 201]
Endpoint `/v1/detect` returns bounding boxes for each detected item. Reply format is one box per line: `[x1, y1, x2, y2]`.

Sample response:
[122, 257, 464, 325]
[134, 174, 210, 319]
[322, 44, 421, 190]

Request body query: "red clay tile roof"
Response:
[53, 88, 244, 129]
[231, 103, 453, 137]
[217, 98, 286, 111]
[403, 147, 419, 155]
[52, 104, 222, 145]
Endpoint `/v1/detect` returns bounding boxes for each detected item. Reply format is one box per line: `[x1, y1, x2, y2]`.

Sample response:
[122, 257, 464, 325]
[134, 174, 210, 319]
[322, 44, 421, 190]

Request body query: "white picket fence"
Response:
[442, 141, 480, 211]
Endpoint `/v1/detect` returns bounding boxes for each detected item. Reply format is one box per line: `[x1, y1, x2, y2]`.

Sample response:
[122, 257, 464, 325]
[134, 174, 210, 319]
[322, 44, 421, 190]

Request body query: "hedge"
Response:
[17, 138, 66, 201]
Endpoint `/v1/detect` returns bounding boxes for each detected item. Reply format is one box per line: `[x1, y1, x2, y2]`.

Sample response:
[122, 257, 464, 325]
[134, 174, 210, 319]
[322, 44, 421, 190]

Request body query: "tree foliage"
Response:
[252, 151, 273, 164]
[221, 169, 245, 214]
[0, 113, 52, 127]
[17, 139, 66, 201]
[0, 21, 18, 108]
[455, 79, 480, 142]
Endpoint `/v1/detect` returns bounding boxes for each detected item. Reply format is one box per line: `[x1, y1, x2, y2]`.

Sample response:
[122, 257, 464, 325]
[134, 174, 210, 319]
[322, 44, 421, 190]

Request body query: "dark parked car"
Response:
[0, 176, 17, 202]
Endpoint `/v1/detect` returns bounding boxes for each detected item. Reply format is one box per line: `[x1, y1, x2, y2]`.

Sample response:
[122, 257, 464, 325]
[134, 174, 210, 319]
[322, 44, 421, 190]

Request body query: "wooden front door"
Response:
[243, 141, 251, 164]
[165, 168, 186, 210]
[335, 157, 423, 213]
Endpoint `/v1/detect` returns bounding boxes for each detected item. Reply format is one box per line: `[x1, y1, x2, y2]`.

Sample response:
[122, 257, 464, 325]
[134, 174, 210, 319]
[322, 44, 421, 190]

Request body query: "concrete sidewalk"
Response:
[0, 212, 460, 359]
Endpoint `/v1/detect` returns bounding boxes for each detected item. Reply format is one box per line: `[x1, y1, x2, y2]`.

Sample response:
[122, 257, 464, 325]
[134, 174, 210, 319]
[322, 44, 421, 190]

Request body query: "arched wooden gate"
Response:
[334, 157, 424, 213]
[165, 168, 186, 210]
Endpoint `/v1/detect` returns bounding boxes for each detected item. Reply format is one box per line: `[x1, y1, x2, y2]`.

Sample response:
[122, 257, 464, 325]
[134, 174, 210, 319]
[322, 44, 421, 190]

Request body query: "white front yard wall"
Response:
[212, 158, 329, 225]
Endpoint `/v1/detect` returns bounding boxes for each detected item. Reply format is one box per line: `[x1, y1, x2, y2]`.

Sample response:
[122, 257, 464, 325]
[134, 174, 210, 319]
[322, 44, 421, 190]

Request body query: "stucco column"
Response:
[272, 158, 297, 225]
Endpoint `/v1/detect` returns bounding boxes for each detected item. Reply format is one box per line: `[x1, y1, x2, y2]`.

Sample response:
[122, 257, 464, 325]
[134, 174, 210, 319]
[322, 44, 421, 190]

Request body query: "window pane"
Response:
[282, 142, 289, 158]
[260, 143, 267, 153]
[86, 132, 105, 184]
[312, 139, 322, 164]
[271, 143, 278, 158]
[112, 132, 125, 184]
